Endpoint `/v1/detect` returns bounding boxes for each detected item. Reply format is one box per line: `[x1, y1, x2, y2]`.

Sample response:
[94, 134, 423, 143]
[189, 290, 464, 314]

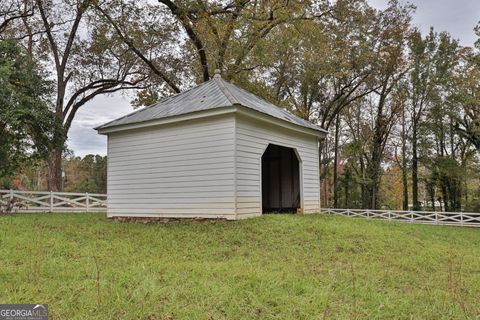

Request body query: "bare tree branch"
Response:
[95, 4, 180, 93]
[157, 0, 210, 81]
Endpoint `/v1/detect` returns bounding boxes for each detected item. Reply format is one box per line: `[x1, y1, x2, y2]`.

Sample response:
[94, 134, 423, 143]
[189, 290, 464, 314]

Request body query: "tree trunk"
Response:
[318, 140, 328, 209]
[333, 114, 340, 208]
[45, 74, 67, 192]
[441, 177, 450, 212]
[401, 159, 408, 210]
[411, 123, 420, 211]
[428, 181, 435, 211]
[367, 125, 384, 210]
[47, 148, 62, 191]
[360, 159, 368, 209]
[344, 166, 350, 208]
[365, 89, 391, 210]
[401, 108, 409, 210]
[366, 162, 380, 209]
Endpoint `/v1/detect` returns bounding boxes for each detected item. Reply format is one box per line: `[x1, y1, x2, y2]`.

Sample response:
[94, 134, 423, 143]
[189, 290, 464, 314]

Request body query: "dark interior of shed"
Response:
[261, 144, 301, 213]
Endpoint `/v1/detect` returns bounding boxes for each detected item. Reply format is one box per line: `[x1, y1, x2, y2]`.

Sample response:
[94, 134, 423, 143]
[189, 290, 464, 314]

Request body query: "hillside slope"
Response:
[1, 213, 479, 319]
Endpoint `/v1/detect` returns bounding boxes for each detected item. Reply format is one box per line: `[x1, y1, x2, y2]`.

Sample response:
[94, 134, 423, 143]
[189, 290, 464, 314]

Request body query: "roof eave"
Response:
[96, 105, 237, 134]
[235, 106, 327, 138]
[96, 104, 327, 138]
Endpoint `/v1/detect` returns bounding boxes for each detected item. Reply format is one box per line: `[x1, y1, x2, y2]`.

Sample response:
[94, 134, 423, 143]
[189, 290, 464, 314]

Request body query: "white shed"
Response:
[96, 71, 327, 220]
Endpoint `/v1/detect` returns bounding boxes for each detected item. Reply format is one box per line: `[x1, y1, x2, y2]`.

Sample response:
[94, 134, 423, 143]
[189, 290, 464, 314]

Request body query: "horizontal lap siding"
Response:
[107, 115, 236, 219]
[235, 115, 320, 217]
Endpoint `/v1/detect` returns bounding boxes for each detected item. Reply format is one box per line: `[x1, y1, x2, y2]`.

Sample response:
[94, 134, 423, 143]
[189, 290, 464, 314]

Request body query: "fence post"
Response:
[435, 211, 438, 225]
[49, 191, 53, 212]
[411, 211, 413, 223]
[86, 193, 90, 212]
[9, 189, 13, 211]
[461, 212, 463, 226]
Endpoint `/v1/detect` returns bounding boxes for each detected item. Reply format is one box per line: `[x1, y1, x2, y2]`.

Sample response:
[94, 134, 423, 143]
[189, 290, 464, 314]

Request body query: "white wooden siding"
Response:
[107, 114, 236, 219]
[234, 114, 320, 218]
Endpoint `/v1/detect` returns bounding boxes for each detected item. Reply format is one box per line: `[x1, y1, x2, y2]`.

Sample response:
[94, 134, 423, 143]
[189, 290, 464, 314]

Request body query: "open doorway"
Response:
[261, 144, 301, 213]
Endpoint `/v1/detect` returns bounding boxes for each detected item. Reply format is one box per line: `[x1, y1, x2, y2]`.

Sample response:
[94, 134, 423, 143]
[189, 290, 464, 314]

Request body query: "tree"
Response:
[10, 0, 148, 190]
[0, 40, 60, 181]
[63, 154, 107, 193]
[455, 49, 480, 151]
[96, 0, 332, 97]
[406, 29, 438, 210]
[0, 0, 34, 35]
[362, 1, 411, 209]
[422, 32, 464, 211]
[391, 84, 410, 210]
[258, 0, 379, 206]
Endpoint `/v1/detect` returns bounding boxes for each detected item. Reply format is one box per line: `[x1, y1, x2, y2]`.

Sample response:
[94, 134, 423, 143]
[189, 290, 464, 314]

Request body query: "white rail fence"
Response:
[322, 208, 480, 227]
[0, 190, 107, 213]
[1, 190, 479, 226]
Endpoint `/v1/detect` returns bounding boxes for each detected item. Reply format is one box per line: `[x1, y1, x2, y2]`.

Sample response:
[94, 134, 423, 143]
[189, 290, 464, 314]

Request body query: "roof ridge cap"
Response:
[214, 77, 240, 105]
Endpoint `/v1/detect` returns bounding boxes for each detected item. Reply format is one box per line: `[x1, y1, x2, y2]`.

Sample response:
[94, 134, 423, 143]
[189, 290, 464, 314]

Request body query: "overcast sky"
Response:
[68, 0, 480, 157]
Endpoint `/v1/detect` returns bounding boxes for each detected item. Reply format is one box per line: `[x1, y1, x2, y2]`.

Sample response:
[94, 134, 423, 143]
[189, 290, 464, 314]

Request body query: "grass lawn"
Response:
[0, 213, 479, 319]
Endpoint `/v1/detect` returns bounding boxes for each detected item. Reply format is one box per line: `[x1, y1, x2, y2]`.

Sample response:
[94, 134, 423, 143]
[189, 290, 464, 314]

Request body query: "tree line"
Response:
[1, 0, 479, 211]
[1, 153, 107, 194]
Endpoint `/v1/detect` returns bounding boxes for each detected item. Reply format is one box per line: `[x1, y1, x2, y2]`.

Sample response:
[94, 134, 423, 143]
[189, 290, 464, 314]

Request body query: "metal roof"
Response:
[96, 73, 327, 133]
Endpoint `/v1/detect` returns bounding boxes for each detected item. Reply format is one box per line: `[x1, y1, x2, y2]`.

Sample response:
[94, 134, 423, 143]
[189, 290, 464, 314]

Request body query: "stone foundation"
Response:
[110, 216, 228, 224]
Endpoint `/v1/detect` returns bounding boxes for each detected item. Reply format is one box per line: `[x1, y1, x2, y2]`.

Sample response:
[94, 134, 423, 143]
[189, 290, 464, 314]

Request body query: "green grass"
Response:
[0, 213, 479, 319]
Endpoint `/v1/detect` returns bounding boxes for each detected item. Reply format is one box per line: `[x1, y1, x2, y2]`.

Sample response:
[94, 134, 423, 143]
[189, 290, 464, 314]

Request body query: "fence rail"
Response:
[0, 190, 107, 213]
[321, 208, 480, 227]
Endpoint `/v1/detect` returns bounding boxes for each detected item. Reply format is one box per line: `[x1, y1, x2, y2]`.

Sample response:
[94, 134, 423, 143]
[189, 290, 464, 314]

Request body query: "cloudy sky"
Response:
[68, 0, 480, 157]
